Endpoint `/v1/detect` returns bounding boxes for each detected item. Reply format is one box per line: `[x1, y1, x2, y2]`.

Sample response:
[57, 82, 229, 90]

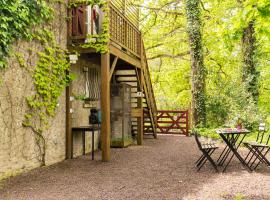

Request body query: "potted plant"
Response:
[236, 117, 243, 130]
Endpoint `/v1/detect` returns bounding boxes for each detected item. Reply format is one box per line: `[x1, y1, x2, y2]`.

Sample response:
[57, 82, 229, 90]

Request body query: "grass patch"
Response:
[235, 193, 244, 200]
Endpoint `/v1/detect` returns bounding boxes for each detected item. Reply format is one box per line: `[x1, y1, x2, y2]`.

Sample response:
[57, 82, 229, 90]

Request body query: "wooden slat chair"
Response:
[194, 131, 219, 172]
[244, 123, 270, 170]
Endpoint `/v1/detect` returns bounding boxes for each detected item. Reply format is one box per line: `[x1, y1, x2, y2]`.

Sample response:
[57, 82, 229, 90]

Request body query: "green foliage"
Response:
[74, 93, 87, 101]
[0, 0, 74, 165]
[0, 0, 52, 68]
[193, 127, 220, 140]
[242, 21, 259, 102]
[186, 0, 206, 127]
[202, 0, 270, 131]
[22, 29, 73, 133]
[206, 78, 262, 130]
[0, 0, 73, 134]
[140, 0, 191, 110]
[235, 193, 244, 200]
[21, 30, 73, 166]
[142, 0, 270, 133]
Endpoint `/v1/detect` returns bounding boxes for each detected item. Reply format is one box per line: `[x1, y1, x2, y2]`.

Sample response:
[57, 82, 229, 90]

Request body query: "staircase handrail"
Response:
[140, 40, 158, 136]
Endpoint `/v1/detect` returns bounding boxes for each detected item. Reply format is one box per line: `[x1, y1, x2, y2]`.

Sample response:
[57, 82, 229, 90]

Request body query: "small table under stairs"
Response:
[72, 126, 100, 160]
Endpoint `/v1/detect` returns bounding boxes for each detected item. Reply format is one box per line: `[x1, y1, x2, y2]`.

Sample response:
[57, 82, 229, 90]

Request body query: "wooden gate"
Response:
[157, 110, 189, 136]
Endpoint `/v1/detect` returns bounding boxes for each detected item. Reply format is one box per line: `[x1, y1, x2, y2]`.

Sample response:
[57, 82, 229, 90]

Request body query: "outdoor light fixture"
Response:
[69, 54, 78, 64]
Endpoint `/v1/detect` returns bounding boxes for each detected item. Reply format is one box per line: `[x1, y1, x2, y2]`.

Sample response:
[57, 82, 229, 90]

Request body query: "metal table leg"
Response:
[220, 133, 252, 172]
[219, 134, 241, 166]
[92, 129, 94, 160]
[218, 135, 240, 166]
[82, 131, 86, 155]
[71, 132, 74, 159]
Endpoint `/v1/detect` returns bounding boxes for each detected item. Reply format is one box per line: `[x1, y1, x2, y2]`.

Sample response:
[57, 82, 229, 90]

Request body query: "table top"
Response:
[216, 128, 250, 134]
[72, 125, 100, 131]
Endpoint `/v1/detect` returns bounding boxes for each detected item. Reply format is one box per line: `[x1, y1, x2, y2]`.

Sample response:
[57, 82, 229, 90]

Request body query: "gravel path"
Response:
[0, 135, 269, 200]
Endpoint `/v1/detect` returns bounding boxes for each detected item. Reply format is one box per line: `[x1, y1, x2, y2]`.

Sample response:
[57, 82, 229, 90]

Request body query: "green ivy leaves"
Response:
[0, 0, 73, 133]
[23, 29, 73, 132]
[186, 0, 206, 127]
[0, 0, 73, 165]
[0, 0, 52, 68]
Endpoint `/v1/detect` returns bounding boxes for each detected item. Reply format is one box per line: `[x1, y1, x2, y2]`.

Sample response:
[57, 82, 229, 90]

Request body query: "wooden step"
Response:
[117, 76, 137, 82]
[114, 70, 136, 76]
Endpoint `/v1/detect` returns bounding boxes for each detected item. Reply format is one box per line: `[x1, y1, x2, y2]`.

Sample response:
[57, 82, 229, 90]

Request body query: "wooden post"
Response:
[101, 52, 111, 161]
[137, 69, 143, 145]
[66, 83, 73, 159]
[122, 0, 126, 15]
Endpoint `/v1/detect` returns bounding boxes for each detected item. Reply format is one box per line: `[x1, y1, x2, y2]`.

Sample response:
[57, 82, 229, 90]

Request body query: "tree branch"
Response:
[147, 51, 190, 60]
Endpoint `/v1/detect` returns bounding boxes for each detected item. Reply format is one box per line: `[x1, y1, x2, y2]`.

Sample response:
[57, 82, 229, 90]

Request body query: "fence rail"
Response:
[157, 110, 189, 136]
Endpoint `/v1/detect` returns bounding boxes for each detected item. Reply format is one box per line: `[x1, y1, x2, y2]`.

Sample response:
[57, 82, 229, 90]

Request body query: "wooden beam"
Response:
[137, 69, 143, 145]
[110, 44, 141, 68]
[131, 108, 142, 118]
[101, 52, 111, 162]
[66, 83, 72, 159]
[109, 56, 119, 81]
[68, 45, 97, 54]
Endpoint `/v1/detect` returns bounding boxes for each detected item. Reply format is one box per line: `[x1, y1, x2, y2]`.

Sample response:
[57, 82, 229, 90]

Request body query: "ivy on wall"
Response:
[21, 29, 73, 165]
[0, 0, 73, 166]
[0, 0, 108, 166]
[0, 0, 53, 68]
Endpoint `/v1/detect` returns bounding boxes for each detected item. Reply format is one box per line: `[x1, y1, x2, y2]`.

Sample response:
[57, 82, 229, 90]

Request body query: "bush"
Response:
[206, 78, 263, 131]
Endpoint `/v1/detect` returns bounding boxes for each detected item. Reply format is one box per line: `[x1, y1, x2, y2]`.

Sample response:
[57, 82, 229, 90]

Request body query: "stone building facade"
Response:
[0, 2, 99, 180]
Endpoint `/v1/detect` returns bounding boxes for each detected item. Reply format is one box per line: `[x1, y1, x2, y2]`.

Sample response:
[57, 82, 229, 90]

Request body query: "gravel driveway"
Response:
[0, 135, 269, 200]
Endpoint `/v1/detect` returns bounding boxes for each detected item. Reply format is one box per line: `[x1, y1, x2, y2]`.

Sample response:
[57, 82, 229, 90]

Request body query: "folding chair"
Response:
[194, 131, 219, 172]
[243, 123, 270, 170]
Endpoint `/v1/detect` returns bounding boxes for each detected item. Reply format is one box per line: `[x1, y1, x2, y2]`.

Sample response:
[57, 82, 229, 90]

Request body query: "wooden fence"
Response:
[157, 110, 189, 136]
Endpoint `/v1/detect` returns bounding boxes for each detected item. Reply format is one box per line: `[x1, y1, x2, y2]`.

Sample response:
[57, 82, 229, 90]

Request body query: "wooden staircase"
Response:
[109, 2, 158, 139]
[140, 43, 158, 138]
[68, 1, 158, 139]
[112, 45, 158, 139]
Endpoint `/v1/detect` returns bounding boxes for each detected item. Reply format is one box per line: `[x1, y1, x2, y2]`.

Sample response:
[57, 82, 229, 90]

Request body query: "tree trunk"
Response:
[242, 21, 259, 102]
[186, 0, 206, 127]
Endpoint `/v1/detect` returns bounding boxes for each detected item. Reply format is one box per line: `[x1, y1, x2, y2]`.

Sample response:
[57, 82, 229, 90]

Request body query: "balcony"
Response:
[68, 0, 141, 58]
[67, 1, 158, 161]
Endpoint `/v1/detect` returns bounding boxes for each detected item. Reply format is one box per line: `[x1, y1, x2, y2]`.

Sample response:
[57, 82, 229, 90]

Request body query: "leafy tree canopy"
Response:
[139, 0, 270, 128]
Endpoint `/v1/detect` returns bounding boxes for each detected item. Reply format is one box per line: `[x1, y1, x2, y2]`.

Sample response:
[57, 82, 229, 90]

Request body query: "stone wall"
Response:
[0, 2, 100, 180]
[71, 55, 101, 157]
